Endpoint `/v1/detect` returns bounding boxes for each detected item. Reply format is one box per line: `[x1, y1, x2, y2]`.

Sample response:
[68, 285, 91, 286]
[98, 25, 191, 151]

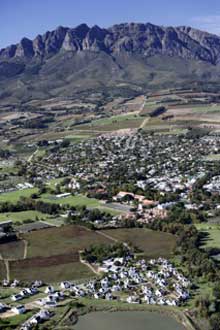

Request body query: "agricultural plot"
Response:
[9, 257, 93, 282]
[73, 113, 143, 132]
[0, 240, 25, 260]
[22, 225, 112, 258]
[0, 261, 6, 279]
[0, 226, 177, 282]
[0, 225, 112, 282]
[102, 228, 176, 259]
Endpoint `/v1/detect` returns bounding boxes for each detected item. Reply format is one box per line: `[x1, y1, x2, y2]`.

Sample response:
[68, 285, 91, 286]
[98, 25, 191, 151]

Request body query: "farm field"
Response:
[0, 225, 112, 282]
[0, 240, 25, 260]
[9, 258, 93, 282]
[22, 225, 112, 258]
[102, 228, 176, 259]
[73, 113, 143, 131]
[0, 261, 6, 279]
[75, 311, 185, 330]
[0, 226, 178, 282]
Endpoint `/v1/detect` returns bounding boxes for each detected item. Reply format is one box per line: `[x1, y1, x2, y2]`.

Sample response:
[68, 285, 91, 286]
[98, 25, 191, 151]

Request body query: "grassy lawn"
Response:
[0, 188, 38, 203]
[40, 193, 102, 208]
[103, 228, 176, 259]
[0, 311, 35, 329]
[0, 210, 50, 223]
[155, 128, 188, 136]
[203, 154, 220, 161]
[196, 223, 220, 249]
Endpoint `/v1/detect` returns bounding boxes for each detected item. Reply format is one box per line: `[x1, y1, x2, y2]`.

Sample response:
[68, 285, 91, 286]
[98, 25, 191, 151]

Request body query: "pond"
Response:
[74, 311, 186, 330]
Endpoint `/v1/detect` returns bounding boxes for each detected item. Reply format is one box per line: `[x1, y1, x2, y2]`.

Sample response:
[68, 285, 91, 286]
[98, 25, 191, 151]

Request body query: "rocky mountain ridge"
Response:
[1, 22, 220, 65]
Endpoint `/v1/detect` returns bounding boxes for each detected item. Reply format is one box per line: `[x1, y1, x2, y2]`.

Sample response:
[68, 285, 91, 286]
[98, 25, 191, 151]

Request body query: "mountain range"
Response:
[1, 22, 220, 104]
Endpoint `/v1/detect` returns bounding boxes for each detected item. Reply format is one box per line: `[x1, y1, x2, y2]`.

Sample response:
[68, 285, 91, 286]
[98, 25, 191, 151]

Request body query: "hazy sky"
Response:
[1, 0, 220, 48]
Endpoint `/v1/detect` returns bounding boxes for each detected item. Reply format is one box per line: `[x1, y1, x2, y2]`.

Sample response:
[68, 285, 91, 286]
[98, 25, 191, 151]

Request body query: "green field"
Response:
[0, 210, 50, 223]
[0, 188, 38, 203]
[40, 193, 102, 208]
[74, 113, 143, 131]
[196, 223, 220, 249]
[0, 311, 35, 329]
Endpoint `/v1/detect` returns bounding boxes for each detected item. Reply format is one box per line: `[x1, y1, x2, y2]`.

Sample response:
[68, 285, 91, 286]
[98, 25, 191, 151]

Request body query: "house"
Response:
[0, 220, 12, 229]
[60, 281, 71, 290]
[0, 303, 7, 313]
[29, 310, 51, 325]
[11, 294, 23, 302]
[45, 286, 55, 294]
[127, 295, 140, 304]
[11, 279, 19, 287]
[33, 280, 43, 288]
[56, 193, 71, 199]
[2, 279, 9, 287]
[12, 305, 26, 315]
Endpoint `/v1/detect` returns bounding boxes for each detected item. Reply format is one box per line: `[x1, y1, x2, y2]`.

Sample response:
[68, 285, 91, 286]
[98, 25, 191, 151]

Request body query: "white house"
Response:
[12, 305, 26, 315]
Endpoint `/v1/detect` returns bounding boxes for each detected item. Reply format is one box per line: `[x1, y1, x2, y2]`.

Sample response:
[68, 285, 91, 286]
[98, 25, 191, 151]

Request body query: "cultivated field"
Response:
[22, 225, 112, 258]
[101, 228, 176, 259]
[0, 226, 177, 282]
[9, 257, 93, 282]
[73, 113, 143, 132]
[0, 240, 25, 260]
[0, 225, 112, 282]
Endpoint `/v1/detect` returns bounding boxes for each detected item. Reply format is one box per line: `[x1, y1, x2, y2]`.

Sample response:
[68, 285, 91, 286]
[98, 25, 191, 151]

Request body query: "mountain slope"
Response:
[1, 22, 220, 104]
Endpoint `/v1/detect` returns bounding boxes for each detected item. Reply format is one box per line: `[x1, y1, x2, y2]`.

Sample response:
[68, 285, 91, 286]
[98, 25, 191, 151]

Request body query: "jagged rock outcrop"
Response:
[1, 22, 220, 104]
[1, 22, 220, 64]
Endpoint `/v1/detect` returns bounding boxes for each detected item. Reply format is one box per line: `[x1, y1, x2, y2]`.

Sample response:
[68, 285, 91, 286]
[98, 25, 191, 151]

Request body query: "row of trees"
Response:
[82, 243, 129, 264]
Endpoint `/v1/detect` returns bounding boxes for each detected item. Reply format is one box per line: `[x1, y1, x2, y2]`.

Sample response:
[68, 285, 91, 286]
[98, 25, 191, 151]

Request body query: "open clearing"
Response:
[40, 193, 102, 208]
[0, 188, 38, 203]
[196, 223, 220, 249]
[0, 210, 50, 223]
